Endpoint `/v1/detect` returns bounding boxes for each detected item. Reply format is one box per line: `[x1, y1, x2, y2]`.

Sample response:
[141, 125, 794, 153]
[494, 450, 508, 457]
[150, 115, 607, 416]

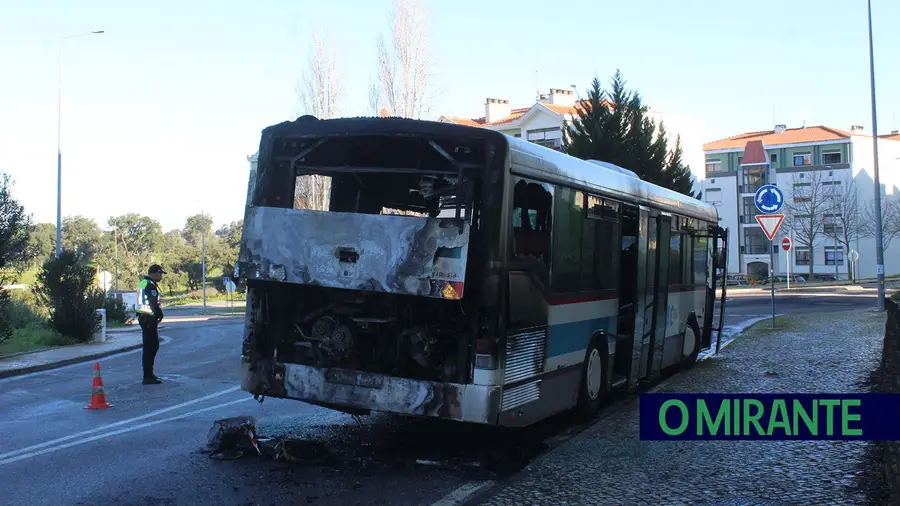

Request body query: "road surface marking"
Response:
[430, 481, 496, 506]
[0, 397, 252, 466]
[0, 385, 241, 461]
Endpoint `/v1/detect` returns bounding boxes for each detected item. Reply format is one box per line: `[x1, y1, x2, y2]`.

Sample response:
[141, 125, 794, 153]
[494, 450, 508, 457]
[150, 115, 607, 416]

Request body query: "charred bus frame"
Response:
[236, 116, 727, 427]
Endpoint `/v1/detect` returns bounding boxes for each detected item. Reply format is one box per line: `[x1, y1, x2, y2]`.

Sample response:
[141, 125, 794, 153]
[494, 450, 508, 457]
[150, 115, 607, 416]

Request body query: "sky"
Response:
[1, 0, 898, 233]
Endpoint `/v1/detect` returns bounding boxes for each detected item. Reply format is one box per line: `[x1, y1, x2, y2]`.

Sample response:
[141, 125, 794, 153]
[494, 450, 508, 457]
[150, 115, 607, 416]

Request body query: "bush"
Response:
[100, 292, 134, 325]
[0, 288, 46, 344]
[33, 250, 101, 343]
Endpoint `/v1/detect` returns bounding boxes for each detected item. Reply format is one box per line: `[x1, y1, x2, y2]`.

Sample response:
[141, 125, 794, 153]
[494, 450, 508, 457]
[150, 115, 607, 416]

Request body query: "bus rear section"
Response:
[236, 117, 508, 425]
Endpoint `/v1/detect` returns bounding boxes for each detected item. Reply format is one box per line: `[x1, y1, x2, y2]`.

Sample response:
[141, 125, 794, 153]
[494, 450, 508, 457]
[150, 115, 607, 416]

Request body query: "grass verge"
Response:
[0, 323, 72, 356]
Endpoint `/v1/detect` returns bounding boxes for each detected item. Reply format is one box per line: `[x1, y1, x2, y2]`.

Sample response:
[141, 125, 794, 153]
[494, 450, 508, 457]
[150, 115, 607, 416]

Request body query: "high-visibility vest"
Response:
[136, 278, 160, 315]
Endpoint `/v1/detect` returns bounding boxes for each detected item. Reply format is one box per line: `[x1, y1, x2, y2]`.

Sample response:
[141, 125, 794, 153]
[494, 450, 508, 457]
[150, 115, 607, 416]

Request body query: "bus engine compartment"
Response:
[237, 117, 504, 398]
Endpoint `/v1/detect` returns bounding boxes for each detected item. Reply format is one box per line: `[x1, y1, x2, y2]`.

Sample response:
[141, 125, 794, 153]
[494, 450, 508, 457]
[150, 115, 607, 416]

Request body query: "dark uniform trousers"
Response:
[138, 313, 160, 378]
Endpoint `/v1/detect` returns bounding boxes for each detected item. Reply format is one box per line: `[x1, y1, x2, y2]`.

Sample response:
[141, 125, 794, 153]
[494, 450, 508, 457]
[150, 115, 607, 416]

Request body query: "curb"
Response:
[0, 343, 144, 379]
[0, 335, 173, 380]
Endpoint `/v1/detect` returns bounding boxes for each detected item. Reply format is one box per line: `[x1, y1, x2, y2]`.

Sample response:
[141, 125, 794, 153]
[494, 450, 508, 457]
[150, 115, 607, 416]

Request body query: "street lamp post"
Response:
[866, 0, 885, 311]
[56, 30, 104, 258]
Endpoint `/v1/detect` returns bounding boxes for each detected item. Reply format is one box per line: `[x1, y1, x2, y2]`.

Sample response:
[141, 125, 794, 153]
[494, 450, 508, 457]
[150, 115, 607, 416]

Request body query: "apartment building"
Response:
[438, 88, 669, 152]
[701, 124, 900, 280]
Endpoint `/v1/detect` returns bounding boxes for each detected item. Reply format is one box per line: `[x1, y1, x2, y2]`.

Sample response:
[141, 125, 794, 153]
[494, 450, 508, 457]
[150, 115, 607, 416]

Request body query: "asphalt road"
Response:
[0, 289, 879, 506]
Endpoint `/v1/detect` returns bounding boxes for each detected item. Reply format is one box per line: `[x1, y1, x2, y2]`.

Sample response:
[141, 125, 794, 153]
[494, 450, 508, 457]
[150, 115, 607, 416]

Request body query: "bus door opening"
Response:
[614, 204, 640, 378]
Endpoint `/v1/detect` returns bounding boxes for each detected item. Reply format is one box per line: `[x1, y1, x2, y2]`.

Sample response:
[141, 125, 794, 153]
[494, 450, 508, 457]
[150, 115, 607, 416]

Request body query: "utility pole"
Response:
[201, 209, 207, 309]
[55, 30, 104, 257]
[113, 221, 119, 292]
[867, 0, 885, 310]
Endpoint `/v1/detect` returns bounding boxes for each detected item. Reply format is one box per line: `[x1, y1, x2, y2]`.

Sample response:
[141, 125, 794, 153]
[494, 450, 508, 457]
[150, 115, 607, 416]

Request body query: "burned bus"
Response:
[235, 116, 728, 427]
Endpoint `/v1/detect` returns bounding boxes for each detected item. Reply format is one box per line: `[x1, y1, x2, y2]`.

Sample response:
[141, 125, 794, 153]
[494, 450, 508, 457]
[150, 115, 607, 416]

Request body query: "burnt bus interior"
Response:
[244, 122, 506, 385]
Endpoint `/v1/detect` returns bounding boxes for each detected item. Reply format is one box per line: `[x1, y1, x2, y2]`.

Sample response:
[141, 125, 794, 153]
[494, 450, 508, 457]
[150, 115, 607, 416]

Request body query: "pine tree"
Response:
[564, 70, 697, 198]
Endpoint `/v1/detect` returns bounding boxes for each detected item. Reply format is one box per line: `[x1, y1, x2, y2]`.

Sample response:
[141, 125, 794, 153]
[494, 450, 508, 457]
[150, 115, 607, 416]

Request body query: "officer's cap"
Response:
[148, 264, 167, 275]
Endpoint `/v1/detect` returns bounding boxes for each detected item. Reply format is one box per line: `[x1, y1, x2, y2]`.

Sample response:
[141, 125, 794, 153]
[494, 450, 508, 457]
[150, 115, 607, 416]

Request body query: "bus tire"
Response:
[680, 318, 702, 370]
[575, 337, 606, 419]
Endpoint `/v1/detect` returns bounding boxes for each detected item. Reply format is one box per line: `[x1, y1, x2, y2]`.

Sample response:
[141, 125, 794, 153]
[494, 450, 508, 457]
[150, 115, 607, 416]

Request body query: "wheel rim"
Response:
[586, 348, 603, 400]
[682, 325, 696, 357]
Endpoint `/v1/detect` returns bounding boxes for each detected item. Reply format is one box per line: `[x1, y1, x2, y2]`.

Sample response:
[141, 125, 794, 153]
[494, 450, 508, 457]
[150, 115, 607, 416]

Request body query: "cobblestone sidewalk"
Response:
[478, 310, 885, 506]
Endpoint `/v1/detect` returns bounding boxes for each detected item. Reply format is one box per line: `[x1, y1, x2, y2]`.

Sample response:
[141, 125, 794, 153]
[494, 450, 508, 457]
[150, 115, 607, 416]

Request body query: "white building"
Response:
[438, 88, 672, 153]
[701, 125, 900, 280]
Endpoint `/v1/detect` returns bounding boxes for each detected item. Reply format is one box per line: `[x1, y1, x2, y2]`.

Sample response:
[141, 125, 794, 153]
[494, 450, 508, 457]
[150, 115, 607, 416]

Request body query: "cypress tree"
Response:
[564, 70, 698, 198]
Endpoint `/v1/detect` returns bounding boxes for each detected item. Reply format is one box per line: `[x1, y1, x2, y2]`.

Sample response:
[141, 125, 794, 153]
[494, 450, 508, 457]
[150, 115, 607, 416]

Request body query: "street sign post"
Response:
[850, 249, 860, 284]
[755, 184, 784, 329]
[755, 214, 785, 241]
[98, 271, 113, 293]
[223, 277, 237, 315]
[754, 184, 785, 214]
[782, 237, 792, 289]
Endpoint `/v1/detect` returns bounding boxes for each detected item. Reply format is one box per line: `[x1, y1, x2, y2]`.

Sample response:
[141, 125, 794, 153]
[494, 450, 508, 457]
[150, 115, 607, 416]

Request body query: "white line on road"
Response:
[0, 385, 241, 461]
[0, 397, 252, 466]
[430, 480, 496, 506]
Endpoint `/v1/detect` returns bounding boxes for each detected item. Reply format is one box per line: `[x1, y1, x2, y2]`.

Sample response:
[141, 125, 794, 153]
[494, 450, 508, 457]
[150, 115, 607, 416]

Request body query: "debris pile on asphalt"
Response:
[205, 416, 261, 460]
[203, 414, 552, 480]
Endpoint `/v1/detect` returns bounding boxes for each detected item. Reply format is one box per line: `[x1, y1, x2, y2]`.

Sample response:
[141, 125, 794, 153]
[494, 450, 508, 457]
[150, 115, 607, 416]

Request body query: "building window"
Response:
[822, 150, 842, 164]
[823, 214, 842, 235]
[793, 153, 812, 166]
[738, 156, 744, 166]
[793, 182, 811, 202]
[706, 159, 722, 173]
[705, 188, 722, 203]
[743, 227, 769, 255]
[770, 153, 777, 164]
[825, 246, 844, 266]
[742, 166, 765, 193]
[742, 196, 760, 223]
[823, 180, 842, 188]
[796, 248, 810, 265]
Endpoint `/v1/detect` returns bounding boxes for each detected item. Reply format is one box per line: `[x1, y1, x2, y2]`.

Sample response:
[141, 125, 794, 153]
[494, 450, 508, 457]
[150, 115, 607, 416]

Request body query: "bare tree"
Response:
[293, 28, 341, 211]
[374, 0, 433, 119]
[295, 29, 342, 120]
[823, 178, 863, 281]
[367, 74, 382, 116]
[783, 171, 831, 280]
[861, 189, 900, 252]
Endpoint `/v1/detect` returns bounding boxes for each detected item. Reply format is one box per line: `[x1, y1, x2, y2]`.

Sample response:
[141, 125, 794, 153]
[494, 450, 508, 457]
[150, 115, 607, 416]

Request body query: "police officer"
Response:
[136, 264, 165, 384]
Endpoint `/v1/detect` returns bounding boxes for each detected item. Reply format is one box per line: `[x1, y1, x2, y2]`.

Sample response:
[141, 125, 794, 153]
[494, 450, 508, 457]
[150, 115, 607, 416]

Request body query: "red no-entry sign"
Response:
[781, 237, 792, 251]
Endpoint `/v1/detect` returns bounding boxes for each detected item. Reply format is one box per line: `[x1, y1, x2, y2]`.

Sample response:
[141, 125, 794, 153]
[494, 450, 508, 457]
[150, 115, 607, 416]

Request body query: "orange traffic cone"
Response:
[85, 362, 112, 410]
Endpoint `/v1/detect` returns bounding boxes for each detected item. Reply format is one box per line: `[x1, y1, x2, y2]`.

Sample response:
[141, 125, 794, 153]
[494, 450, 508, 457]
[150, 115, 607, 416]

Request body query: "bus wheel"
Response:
[576, 339, 606, 418]
[680, 320, 701, 369]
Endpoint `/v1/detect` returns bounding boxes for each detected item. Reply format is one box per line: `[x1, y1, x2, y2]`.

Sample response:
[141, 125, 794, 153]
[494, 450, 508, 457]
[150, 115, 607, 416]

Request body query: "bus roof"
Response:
[506, 135, 719, 224]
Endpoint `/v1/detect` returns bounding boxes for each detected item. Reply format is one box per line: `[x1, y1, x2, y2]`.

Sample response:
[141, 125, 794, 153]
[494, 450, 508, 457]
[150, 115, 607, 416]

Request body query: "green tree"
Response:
[182, 214, 214, 249]
[32, 249, 102, 343]
[0, 173, 31, 275]
[26, 223, 57, 268]
[215, 220, 243, 250]
[564, 70, 698, 198]
[0, 172, 32, 343]
[61, 215, 102, 262]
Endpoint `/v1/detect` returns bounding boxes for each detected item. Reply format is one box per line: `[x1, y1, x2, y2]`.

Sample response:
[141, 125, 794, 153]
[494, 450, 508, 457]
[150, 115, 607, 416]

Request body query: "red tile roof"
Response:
[879, 132, 900, 141]
[442, 99, 610, 128]
[740, 140, 767, 165]
[703, 126, 852, 151]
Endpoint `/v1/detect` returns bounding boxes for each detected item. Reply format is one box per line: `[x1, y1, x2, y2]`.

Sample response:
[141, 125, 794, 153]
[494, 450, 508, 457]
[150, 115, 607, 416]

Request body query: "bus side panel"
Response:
[661, 286, 707, 368]
[498, 295, 618, 427]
